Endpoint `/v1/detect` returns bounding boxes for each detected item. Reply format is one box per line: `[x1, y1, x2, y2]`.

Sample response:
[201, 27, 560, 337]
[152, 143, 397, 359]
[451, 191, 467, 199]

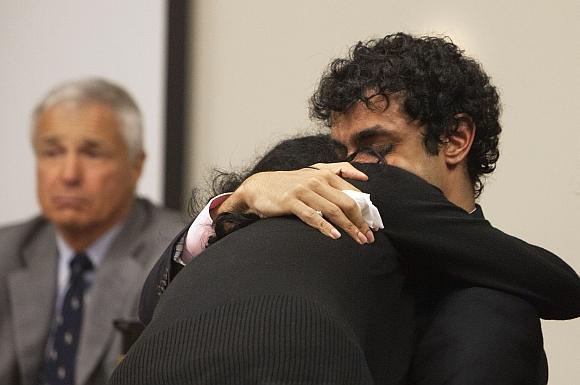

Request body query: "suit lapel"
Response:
[8, 226, 58, 385]
[75, 202, 149, 385]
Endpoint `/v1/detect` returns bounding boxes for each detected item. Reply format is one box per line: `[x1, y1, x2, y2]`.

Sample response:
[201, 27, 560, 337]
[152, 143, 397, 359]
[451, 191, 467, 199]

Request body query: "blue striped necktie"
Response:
[40, 253, 93, 385]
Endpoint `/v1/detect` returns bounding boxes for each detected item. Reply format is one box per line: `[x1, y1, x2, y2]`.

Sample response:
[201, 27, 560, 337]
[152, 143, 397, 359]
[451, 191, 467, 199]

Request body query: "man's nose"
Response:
[60, 153, 82, 185]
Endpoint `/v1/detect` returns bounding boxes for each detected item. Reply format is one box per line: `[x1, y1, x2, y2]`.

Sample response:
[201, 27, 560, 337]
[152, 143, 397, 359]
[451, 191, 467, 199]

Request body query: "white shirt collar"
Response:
[55, 222, 125, 290]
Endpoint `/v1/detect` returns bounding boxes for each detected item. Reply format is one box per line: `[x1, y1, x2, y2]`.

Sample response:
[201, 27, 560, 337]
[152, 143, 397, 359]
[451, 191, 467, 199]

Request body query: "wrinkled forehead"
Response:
[34, 101, 125, 145]
[36, 99, 109, 126]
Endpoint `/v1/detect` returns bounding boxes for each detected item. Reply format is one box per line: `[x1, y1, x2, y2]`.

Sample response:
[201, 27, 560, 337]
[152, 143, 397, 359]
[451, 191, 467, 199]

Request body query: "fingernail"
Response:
[357, 231, 368, 244]
[330, 228, 341, 239]
[366, 230, 375, 243]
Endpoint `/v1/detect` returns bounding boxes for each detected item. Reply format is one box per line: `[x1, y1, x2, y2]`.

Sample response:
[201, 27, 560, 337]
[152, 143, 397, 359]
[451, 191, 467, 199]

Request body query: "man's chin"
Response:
[54, 219, 92, 232]
[47, 212, 95, 233]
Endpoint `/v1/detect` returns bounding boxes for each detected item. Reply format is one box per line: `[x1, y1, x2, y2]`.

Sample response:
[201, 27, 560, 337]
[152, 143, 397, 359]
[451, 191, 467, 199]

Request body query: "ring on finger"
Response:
[315, 209, 323, 217]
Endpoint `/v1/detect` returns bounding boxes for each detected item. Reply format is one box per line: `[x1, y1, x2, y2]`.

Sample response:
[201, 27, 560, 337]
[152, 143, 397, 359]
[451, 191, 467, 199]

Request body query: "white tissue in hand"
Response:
[341, 190, 384, 230]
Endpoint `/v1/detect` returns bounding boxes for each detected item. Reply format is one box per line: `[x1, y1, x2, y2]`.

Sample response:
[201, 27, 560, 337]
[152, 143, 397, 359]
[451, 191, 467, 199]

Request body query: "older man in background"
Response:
[0, 78, 184, 385]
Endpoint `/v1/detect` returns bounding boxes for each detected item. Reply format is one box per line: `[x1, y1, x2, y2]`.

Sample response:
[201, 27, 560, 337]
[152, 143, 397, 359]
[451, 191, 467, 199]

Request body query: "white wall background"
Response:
[187, 1, 579, 383]
[0, 1, 167, 226]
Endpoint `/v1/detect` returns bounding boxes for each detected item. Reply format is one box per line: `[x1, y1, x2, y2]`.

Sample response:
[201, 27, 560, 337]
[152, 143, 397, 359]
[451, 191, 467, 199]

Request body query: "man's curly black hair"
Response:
[310, 32, 502, 197]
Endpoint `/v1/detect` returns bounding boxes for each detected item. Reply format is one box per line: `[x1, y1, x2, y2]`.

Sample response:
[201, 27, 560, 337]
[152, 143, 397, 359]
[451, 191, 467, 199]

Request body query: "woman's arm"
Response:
[355, 163, 580, 319]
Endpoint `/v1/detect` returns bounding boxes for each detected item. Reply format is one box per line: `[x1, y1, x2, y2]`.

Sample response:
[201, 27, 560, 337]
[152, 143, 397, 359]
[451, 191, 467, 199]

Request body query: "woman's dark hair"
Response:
[191, 134, 348, 243]
[310, 32, 501, 197]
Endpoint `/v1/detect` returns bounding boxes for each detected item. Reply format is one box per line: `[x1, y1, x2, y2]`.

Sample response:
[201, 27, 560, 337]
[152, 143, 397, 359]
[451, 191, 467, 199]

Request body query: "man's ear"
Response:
[131, 151, 146, 182]
[442, 113, 475, 166]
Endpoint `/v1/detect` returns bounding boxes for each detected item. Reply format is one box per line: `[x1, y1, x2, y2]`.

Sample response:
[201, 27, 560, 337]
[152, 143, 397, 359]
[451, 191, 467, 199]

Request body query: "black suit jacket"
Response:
[120, 165, 579, 385]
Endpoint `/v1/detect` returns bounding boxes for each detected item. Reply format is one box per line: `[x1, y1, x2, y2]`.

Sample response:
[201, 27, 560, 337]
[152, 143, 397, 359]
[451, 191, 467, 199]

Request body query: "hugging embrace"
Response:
[111, 33, 580, 385]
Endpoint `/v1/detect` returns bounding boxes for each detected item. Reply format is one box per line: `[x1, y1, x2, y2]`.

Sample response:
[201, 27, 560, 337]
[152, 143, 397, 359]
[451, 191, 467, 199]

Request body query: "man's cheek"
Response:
[352, 152, 380, 163]
[386, 156, 415, 173]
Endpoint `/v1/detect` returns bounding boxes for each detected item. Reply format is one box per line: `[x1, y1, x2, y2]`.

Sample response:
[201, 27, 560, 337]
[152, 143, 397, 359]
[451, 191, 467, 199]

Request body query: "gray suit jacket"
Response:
[0, 198, 185, 385]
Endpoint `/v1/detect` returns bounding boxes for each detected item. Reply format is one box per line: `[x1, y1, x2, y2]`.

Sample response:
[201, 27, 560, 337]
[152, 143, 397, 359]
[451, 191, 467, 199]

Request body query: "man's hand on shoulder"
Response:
[216, 162, 375, 244]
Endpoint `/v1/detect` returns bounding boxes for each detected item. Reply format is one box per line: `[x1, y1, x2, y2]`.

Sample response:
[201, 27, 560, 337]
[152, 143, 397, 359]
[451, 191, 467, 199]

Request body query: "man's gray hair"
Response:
[32, 77, 144, 160]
